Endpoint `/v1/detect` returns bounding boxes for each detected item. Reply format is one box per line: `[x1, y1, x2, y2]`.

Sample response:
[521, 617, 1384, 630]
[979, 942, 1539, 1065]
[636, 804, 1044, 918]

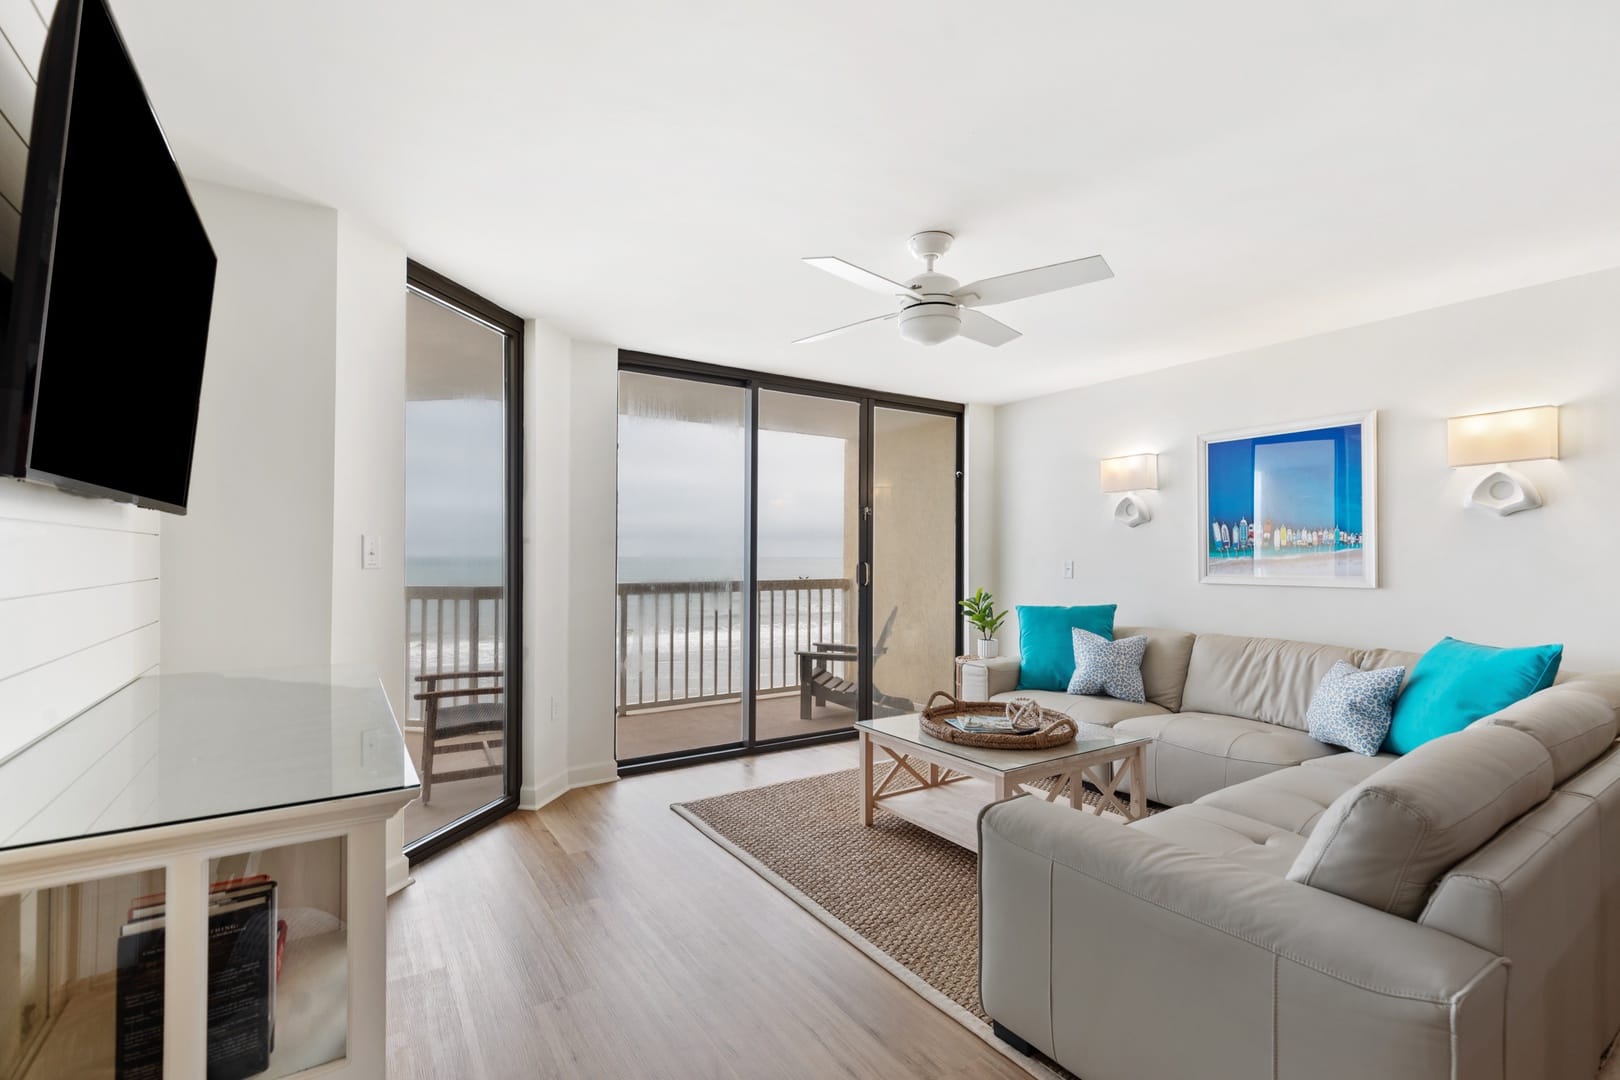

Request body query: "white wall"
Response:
[520, 317, 572, 806]
[964, 403, 998, 597]
[566, 341, 619, 781]
[0, 485, 161, 762]
[163, 182, 338, 675]
[331, 216, 407, 715]
[163, 183, 409, 718]
[992, 266, 1620, 672]
[520, 325, 618, 807]
[0, 0, 159, 765]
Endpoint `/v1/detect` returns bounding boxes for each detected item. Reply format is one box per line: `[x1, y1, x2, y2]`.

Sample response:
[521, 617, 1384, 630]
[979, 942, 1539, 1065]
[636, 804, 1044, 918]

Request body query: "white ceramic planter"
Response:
[976, 638, 1000, 659]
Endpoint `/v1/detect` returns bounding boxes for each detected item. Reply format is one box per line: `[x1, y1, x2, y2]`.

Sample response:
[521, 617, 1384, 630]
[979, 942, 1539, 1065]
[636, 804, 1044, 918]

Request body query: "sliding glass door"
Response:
[614, 355, 961, 770]
[615, 372, 749, 761]
[871, 407, 962, 717]
[755, 390, 863, 741]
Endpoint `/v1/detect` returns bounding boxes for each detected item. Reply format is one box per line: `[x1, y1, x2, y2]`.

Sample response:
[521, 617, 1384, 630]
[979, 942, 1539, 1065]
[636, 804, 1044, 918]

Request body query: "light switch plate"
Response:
[1062, 561, 1074, 579]
[362, 533, 380, 570]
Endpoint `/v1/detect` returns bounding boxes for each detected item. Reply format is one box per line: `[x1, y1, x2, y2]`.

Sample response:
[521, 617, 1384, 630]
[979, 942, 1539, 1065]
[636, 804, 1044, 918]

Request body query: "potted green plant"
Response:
[958, 588, 1007, 659]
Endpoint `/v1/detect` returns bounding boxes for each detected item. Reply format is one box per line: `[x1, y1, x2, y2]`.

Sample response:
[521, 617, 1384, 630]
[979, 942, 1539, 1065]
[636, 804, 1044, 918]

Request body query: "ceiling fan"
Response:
[794, 231, 1112, 348]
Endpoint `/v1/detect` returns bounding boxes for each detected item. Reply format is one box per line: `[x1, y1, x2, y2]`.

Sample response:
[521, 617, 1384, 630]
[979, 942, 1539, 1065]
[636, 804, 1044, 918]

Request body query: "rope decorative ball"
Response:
[1004, 696, 1044, 732]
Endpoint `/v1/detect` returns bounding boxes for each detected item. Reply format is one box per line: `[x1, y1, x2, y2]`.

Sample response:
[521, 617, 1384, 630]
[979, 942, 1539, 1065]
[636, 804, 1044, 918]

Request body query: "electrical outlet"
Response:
[1062, 561, 1074, 579]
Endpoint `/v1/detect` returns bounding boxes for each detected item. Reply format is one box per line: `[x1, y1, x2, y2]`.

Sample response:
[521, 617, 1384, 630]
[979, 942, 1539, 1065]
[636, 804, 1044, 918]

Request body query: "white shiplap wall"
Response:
[0, 0, 160, 764]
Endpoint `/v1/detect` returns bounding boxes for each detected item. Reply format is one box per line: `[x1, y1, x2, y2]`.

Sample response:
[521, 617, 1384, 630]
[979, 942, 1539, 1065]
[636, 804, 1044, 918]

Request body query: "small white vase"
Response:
[976, 638, 999, 659]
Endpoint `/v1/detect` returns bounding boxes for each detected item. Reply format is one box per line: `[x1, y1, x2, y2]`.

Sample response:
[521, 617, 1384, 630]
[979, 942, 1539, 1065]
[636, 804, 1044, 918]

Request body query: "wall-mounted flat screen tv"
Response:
[0, 0, 217, 514]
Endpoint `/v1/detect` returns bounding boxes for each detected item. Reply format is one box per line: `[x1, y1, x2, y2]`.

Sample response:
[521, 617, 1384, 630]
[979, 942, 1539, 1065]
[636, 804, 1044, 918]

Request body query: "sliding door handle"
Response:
[859, 562, 871, 588]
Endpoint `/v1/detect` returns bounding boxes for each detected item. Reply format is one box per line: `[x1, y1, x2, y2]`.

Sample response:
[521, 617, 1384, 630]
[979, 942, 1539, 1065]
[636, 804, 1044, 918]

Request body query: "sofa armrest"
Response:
[979, 797, 1508, 1080]
[959, 656, 1019, 700]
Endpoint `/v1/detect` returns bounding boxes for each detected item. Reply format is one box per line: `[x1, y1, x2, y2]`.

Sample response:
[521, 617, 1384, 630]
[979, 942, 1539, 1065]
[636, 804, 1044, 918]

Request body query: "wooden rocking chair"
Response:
[412, 670, 505, 805]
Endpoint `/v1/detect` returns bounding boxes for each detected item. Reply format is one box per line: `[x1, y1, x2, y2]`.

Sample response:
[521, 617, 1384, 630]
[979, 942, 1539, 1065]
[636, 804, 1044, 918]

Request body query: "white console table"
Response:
[0, 668, 419, 1080]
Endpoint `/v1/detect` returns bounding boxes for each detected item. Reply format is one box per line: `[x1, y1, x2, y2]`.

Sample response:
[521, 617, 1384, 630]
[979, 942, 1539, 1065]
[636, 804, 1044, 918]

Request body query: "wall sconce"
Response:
[1446, 405, 1559, 516]
[1100, 453, 1159, 528]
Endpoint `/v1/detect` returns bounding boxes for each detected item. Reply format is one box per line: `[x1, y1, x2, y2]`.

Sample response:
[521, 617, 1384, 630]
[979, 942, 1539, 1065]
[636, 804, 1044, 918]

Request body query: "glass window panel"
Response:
[755, 390, 862, 741]
[615, 372, 748, 760]
[404, 289, 511, 845]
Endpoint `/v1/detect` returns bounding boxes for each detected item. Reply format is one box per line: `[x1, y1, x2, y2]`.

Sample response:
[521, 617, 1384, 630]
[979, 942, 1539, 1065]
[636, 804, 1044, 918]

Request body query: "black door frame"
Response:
[404, 260, 524, 863]
[615, 350, 964, 775]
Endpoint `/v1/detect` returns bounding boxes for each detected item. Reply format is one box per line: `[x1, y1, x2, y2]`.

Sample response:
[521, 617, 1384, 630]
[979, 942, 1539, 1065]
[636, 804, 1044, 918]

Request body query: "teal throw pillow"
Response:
[1016, 605, 1117, 691]
[1383, 636, 1563, 754]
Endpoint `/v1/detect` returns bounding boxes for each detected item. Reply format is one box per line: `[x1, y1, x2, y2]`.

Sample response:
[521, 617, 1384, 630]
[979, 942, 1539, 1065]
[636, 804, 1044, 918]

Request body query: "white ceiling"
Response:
[117, 0, 1620, 405]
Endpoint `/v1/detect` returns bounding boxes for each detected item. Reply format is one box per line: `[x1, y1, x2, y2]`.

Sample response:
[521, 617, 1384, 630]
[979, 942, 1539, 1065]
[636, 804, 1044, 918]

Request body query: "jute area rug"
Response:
[671, 767, 1135, 1079]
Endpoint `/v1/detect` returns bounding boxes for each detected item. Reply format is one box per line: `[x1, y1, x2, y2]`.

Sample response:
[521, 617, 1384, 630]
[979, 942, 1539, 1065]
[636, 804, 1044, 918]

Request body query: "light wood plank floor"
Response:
[385, 741, 1031, 1080]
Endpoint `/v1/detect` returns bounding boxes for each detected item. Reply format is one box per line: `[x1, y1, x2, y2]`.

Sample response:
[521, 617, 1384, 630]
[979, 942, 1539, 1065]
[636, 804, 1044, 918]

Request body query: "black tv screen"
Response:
[0, 0, 216, 514]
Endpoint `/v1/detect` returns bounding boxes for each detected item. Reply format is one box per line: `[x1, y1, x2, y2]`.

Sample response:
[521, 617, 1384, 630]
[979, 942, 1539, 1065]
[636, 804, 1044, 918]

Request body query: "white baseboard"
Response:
[519, 772, 568, 811]
[568, 760, 619, 788]
[519, 760, 619, 810]
[385, 851, 414, 896]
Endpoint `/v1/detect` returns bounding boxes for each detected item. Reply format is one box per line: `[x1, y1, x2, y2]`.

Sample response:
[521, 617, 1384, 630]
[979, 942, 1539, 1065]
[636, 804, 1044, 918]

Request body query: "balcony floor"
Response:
[403, 729, 506, 845]
[617, 691, 862, 762]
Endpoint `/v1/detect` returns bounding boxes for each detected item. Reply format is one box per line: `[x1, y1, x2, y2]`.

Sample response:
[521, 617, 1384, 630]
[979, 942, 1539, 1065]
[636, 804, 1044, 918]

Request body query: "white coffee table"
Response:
[855, 713, 1150, 850]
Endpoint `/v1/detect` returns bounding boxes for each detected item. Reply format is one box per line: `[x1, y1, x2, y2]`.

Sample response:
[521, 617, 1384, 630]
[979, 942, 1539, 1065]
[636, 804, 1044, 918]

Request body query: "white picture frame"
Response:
[1197, 409, 1378, 589]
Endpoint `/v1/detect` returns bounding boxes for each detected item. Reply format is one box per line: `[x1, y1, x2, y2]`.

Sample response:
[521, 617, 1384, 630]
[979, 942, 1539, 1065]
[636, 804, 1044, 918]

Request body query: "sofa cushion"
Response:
[1384, 636, 1563, 754]
[1181, 634, 1364, 731]
[1015, 605, 1117, 691]
[1470, 683, 1619, 784]
[1196, 763, 1362, 836]
[1128, 804, 1307, 877]
[1067, 628, 1147, 703]
[1114, 625, 1197, 712]
[990, 688, 1165, 728]
[1300, 751, 1400, 783]
[1286, 725, 1555, 918]
[1114, 711, 1341, 806]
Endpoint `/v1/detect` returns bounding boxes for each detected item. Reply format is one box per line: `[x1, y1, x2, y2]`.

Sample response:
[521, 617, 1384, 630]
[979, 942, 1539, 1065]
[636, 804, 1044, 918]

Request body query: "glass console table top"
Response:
[0, 667, 419, 853]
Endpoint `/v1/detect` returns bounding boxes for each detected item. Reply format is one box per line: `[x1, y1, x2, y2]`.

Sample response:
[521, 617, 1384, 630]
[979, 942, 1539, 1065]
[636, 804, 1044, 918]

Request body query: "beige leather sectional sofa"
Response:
[962, 628, 1620, 1080]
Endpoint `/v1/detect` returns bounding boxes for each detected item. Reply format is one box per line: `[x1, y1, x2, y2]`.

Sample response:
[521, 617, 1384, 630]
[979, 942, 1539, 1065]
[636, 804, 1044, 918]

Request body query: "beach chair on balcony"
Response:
[794, 607, 913, 720]
[412, 670, 505, 805]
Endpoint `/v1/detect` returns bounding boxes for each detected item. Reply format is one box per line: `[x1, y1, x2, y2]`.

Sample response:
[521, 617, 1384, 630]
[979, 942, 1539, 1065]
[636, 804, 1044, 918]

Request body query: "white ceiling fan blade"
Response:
[958, 308, 1021, 347]
[955, 254, 1112, 307]
[803, 256, 916, 297]
[792, 311, 898, 345]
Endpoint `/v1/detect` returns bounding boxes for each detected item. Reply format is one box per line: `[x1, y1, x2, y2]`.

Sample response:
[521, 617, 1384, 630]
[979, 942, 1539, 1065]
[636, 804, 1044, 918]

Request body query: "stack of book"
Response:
[116, 875, 285, 1080]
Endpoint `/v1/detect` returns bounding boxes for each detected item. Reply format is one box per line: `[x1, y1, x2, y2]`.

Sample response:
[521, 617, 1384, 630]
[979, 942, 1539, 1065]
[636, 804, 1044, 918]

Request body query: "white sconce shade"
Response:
[1100, 454, 1159, 493]
[1446, 406, 1559, 467]
[1447, 406, 1559, 516]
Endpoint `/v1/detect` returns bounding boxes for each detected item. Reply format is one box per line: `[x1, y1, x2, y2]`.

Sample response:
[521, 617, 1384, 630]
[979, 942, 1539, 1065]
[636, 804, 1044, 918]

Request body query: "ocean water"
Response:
[404, 554, 852, 717]
[618, 555, 844, 584]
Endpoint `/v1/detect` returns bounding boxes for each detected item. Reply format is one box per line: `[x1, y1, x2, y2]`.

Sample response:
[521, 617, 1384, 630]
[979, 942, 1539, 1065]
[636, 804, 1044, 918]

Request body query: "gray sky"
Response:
[616, 416, 847, 570]
[405, 399, 504, 566]
[406, 405, 848, 578]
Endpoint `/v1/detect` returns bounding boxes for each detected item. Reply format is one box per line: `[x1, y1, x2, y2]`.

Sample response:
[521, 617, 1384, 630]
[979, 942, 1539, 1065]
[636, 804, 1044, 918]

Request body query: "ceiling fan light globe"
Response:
[898, 304, 961, 346]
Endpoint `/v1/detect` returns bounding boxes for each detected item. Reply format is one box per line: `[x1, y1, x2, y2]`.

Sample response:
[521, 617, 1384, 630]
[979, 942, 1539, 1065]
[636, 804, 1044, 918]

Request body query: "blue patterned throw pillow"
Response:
[1067, 628, 1148, 703]
[1306, 660, 1406, 756]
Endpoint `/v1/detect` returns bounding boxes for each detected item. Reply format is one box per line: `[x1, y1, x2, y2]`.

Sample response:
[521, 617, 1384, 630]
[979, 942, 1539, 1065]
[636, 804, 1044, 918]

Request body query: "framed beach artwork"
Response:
[1198, 410, 1377, 588]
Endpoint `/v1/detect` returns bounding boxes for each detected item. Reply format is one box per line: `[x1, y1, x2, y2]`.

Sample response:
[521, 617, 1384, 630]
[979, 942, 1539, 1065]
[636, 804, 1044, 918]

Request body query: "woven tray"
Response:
[919, 691, 1077, 750]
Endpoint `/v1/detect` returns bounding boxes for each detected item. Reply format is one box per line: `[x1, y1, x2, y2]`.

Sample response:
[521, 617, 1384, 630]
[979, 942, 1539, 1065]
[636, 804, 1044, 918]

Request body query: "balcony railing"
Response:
[405, 584, 505, 724]
[616, 577, 851, 713]
[405, 578, 853, 723]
